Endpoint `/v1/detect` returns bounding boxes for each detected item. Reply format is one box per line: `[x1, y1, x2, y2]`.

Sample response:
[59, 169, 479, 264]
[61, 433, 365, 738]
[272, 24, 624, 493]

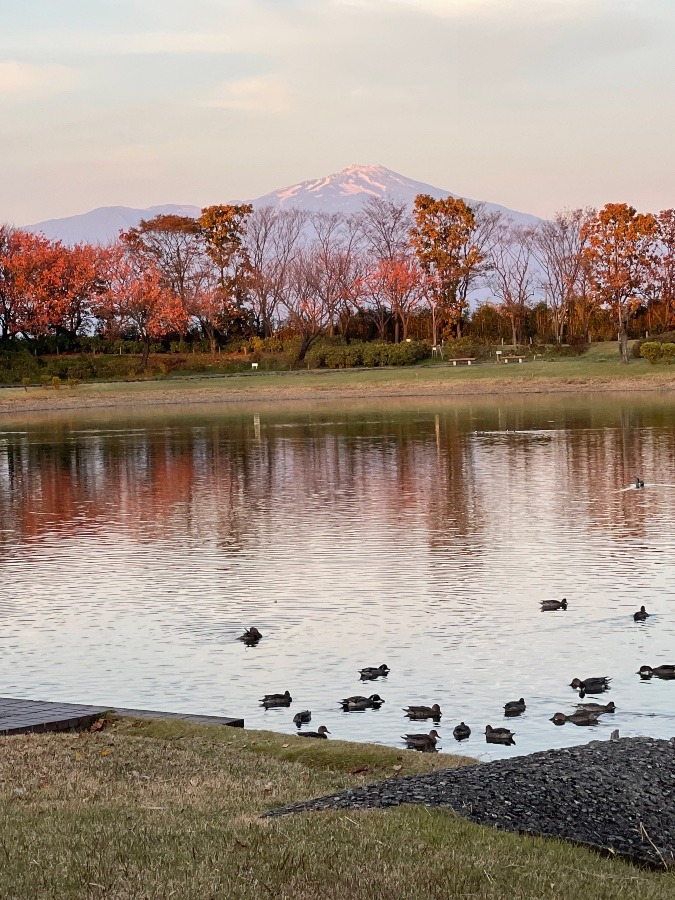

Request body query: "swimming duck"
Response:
[401, 729, 440, 752]
[541, 598, 567, 611]
[635, 477, 645, 489]
[638, 664, 675, 680]
[403, 704, 442, 720]
[260, 690, 292, 707]
[359, 664, 390, 680]
[297, 725, 330, 739]
[293, 710, 312, 726]
[340, 694, 385, 711]
[550, 711, 599, 726]
[633, 606, 649, 622]
[503, 698, 526, 717]
[570, 676, 611, 695]
[575, 701, 616, 715]
[238, 627, 262, 644]
[452, 722, 471, 741]
[485, 725, 515, 745]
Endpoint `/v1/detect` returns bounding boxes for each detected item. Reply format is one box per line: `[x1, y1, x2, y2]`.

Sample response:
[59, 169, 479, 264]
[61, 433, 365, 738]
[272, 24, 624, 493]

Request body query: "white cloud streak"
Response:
[0, 61, 81, 96]
[203, 75, 291, 113]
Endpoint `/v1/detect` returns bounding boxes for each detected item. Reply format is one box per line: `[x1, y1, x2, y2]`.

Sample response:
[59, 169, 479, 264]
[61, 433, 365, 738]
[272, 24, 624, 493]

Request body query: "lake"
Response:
[1, 394, 674, 760]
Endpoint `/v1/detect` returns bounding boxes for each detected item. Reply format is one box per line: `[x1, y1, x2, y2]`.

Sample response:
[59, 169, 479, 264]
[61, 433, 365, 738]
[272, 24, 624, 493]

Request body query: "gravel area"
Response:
[266, 737, 675, 868]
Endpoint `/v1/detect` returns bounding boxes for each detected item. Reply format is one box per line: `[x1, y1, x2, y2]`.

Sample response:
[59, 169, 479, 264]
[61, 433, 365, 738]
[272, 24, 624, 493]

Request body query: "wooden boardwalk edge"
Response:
[0, 697, 244, 736]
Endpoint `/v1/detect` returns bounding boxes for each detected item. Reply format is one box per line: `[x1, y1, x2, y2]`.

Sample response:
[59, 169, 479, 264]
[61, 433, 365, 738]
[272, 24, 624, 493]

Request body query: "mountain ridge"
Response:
[25, 165, 540, 245]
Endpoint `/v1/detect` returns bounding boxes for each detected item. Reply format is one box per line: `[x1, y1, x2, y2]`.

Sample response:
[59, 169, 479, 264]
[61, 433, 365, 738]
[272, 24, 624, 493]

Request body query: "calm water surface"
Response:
[1, 395, 674, 760]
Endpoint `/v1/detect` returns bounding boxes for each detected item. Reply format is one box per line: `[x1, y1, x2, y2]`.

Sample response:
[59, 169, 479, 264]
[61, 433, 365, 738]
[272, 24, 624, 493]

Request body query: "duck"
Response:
[260, 690, 292, 707]
[401, 729, 440, 752]
[633, 606, 650, 622]
[635, 477, 645, 489]
[570, 676, 611, 695]
[452, 722, 471, 741]
[359, 664, 390, 680]
[293, 710, 312, 726]
[575, 701, 616, 715]
[403, 704, 442, 720]
[238, 627, 262, 644]
[485, 725, 515, 745]
[638, 664, 675, 680]
[297, 725, 330, 739]
[340, 694, 385, 711]
[541, 598, 567, 611]
[550, 711, 600, 726]
[503, 698, 526, 717]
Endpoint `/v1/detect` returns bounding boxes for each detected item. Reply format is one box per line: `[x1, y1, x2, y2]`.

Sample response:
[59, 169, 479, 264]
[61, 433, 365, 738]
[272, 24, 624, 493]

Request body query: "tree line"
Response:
[1, 197, 673, 366]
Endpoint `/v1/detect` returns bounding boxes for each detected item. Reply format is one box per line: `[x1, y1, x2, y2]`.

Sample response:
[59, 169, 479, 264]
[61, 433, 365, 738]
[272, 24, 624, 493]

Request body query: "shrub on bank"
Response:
[632, 331, 675, 358]
[662, 343, 675, 364]
[640, 342, 665, 364]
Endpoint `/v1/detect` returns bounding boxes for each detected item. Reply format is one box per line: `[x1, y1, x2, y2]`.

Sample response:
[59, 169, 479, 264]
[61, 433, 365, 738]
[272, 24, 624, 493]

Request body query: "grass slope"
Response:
[0, 717, 672, 898]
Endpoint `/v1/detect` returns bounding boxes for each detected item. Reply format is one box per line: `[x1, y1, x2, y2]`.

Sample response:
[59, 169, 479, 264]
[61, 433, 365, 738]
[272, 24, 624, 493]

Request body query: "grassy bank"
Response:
[1, 343, 674, 417]
[0, 717, 672, 898]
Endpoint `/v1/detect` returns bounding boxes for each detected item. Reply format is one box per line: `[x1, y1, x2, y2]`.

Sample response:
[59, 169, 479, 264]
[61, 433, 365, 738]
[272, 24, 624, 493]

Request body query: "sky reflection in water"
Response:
[0, 395, 674, 760]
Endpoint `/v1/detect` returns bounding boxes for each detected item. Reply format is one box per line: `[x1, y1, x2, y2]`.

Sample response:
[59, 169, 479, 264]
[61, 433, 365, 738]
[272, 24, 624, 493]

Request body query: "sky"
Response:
[1, 0, 674, 225]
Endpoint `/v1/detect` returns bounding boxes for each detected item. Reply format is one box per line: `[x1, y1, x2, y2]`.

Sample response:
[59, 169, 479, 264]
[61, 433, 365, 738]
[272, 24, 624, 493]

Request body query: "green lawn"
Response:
[0, 718, 671, 899]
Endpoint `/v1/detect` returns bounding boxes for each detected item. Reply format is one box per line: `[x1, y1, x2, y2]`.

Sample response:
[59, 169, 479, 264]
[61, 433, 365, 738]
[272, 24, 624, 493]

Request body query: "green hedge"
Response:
[640, 341, 675, 364]
[305, 340, 430, 369]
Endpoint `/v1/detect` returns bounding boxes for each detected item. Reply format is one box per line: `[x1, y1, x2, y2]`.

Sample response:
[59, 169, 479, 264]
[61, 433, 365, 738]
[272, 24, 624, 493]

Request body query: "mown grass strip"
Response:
[0, 717, 672, 898]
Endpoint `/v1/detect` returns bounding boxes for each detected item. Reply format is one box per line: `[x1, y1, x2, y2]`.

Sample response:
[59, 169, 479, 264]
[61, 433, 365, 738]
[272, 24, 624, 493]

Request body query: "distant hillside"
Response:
[28, 204, 201, 246]
[26, 165, 540, 245]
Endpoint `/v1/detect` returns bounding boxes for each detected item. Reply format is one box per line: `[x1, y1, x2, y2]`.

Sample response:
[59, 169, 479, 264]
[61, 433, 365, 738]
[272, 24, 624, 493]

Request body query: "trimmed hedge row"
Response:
[305, 340, 430, 369]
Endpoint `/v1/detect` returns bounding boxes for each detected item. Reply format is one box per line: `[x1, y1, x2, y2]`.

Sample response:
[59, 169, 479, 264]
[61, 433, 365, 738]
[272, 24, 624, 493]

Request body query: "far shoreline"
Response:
[1, 360, 675, 418]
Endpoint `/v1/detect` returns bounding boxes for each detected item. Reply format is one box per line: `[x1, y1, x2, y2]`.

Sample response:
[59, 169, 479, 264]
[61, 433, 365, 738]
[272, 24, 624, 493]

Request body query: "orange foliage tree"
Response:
[582, 203, 658, 363]
[409, 195, 481, 341]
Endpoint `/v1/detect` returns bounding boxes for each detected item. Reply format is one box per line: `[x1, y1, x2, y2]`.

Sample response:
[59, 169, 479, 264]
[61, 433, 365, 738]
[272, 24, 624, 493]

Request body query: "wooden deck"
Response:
[0, 697, 244, 736]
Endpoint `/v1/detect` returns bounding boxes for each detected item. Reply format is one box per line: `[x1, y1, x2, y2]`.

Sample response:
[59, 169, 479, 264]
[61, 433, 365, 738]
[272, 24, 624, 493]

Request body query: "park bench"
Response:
[449, 357, 476, 366]
[251, 362, 259, 370]
[501, 355, 526, 363]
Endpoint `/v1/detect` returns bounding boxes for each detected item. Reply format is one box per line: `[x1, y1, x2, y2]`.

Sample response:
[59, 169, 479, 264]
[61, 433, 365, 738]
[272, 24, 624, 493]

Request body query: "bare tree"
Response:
[530, 208, 593, 345]
[456, 203, 503, 334]
[487, 223, 537, 346]
[358, 196, 411, 262]
[245, 207, 306, 337]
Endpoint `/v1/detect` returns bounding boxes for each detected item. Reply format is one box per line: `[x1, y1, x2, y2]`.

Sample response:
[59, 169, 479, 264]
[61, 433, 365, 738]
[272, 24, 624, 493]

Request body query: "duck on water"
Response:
[359, 664, 390, 680]
[340, 694, 385, 711]
[403, 704, 442, 720]
[402, 729, 440, 752]
[638, 664, 675, 680]
[260, 691, 292, 708]
[297, 726, 330, 739]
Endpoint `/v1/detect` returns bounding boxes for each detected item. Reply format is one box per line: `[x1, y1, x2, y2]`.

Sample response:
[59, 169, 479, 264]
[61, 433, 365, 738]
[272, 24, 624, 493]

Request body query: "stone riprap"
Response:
[266, 736, 675, 868]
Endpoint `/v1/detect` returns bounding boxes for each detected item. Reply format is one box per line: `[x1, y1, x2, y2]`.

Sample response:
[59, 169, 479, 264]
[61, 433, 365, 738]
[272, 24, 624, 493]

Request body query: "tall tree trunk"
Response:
[297, 333, 312, 362]
[619, 319, 629, 364]
[141, 338, 151, 370]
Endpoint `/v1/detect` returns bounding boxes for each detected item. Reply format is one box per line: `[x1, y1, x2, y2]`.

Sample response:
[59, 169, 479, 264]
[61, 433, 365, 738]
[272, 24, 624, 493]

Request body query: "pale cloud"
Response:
[203, 76, 291, 113]
[0, 61, 80, 96]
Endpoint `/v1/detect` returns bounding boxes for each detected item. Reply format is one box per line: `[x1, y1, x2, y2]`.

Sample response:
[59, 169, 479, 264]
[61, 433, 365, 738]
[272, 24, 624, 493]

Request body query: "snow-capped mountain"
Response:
[255, 164, 540, 225]
[26, 165, 540, 245]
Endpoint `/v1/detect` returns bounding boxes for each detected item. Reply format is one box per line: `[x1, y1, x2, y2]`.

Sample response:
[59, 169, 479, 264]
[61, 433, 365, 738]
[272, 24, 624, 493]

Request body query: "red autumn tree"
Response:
[364, 255, 426, 342]
[98, 244, 188, 369]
